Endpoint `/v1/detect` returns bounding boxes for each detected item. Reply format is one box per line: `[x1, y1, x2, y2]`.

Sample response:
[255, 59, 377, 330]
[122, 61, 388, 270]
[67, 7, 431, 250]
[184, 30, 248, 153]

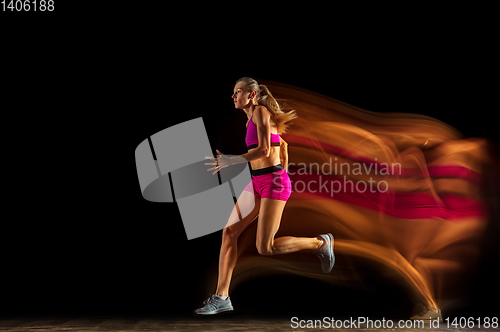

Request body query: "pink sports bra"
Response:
[245, 115, 281, 150]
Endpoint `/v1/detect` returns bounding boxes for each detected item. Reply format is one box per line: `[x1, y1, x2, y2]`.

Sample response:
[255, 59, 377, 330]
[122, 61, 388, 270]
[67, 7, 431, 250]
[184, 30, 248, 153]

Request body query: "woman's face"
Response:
[232, 83, 255, 109]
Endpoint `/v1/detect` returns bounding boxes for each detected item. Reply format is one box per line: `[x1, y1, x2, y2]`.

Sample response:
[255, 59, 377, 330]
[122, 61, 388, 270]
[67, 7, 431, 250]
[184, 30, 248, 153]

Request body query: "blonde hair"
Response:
[236, 77, 297, 134]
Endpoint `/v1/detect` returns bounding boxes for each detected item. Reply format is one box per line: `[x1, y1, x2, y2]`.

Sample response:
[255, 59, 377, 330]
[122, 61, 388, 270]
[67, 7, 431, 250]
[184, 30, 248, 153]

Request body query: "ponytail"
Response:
[257, 84, 297, 134]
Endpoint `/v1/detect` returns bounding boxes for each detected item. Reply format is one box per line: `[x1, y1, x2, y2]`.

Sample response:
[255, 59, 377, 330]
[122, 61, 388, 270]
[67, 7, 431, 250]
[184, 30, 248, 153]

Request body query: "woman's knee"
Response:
[222, 226, 238, 242]
[256, 241, 274, 256]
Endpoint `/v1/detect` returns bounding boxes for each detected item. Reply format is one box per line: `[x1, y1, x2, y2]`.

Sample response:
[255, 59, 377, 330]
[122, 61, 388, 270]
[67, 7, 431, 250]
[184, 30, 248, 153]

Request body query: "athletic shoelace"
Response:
[202, 295, 223, 310]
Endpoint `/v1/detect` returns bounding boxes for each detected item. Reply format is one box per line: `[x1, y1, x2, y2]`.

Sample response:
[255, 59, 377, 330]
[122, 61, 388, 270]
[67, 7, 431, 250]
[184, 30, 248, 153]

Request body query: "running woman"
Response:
[197, 77, 335, 315]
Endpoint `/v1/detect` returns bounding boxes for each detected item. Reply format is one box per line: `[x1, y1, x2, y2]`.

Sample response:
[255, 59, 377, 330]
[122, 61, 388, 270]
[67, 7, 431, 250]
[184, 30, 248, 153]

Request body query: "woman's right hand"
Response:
[205, 150, 234, 175]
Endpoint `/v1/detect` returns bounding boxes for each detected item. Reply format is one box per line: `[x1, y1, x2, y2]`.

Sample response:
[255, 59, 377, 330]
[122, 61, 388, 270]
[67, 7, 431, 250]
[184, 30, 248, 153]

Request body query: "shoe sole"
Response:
[195, 305, 234, 315]
[322, 233, 335, 273]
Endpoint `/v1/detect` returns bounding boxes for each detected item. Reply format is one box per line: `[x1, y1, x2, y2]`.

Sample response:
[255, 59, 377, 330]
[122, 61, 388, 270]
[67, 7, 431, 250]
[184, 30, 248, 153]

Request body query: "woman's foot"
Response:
[195, 294, 234, 315]
[315, 233, 335, 273]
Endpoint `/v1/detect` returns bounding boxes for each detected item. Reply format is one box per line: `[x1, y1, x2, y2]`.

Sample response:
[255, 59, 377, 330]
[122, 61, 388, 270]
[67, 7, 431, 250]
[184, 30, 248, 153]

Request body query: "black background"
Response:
[1, 4, 499, 320]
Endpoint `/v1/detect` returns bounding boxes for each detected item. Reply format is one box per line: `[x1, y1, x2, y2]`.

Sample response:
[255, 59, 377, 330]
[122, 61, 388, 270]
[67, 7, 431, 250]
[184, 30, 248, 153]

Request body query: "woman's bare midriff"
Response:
[248, 146, 281, 170]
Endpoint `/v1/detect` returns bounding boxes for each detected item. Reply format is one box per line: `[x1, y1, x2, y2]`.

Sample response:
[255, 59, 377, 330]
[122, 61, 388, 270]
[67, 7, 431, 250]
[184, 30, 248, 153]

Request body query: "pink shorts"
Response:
[243, 165, 292, 201]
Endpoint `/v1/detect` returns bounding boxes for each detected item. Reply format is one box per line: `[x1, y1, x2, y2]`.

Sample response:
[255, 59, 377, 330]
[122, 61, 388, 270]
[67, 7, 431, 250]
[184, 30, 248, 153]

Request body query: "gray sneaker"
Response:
[195, 294, 234, 315]
[315, 233, 335, 273]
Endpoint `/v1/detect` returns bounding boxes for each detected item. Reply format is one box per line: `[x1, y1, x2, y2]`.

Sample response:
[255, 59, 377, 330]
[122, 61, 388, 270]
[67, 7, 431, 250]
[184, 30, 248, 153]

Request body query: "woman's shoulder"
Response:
[252, 105, 270, 120]
[254, 105, 268, 112]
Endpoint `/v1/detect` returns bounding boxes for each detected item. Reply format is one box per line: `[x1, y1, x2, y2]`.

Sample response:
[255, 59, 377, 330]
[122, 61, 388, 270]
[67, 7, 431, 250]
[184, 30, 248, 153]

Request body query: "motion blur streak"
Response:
[218, 81, 493, 315]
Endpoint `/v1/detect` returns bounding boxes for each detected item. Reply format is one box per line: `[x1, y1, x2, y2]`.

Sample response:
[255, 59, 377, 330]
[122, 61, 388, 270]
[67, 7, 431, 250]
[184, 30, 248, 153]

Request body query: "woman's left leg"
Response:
[256, 198, 322, 255]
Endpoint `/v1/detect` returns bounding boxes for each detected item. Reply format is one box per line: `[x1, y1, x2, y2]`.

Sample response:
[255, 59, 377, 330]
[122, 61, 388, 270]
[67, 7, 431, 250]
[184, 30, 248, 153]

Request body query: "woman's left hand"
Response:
[205, 150, 233, 175]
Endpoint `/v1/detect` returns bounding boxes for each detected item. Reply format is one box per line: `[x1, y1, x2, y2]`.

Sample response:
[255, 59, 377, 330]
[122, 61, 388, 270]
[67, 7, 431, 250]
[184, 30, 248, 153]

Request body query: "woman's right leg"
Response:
[215, 190, 260, 297]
